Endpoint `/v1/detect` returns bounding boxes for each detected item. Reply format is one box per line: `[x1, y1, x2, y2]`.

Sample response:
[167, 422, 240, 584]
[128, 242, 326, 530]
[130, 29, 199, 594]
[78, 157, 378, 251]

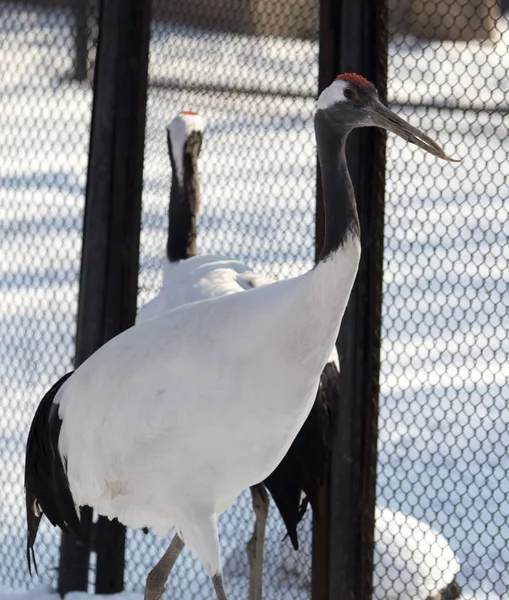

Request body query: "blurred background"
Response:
[0, 0, 508, 599]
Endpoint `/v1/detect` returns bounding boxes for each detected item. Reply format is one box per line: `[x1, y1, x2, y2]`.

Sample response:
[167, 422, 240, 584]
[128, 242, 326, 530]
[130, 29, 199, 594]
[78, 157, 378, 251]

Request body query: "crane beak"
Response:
[370, 100, 460, 162]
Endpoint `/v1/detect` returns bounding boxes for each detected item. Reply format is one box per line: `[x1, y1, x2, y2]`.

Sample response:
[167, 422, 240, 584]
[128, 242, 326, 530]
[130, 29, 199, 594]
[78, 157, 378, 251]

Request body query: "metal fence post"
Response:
[313, 0, 388, 599]
[57, 0, 151, 594]
[72, 0, 88, 81]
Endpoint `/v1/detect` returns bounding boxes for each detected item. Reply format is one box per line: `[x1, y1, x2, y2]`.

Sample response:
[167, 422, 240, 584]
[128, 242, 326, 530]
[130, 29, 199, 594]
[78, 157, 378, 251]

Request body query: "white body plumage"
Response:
[55, 238, 360, 574]
[137, 256, 272, 323]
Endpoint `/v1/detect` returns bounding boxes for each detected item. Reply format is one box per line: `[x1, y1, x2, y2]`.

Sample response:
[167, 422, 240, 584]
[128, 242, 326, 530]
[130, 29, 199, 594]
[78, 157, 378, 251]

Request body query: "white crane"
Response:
[137, 111, 272, 323]
[25, 73, 456, 600]
[137, 110, 341, 600]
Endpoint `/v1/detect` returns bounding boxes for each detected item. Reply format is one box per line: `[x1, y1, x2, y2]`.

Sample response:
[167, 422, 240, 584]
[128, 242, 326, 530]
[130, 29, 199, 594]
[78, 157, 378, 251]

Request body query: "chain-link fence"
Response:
[2, 0, 508, 599]
[0, 0, 98, 591]
[378, 1, 509, 599]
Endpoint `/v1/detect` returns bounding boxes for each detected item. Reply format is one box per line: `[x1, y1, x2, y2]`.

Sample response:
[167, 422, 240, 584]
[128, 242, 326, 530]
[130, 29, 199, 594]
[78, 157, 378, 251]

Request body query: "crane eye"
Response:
[343, 88, 355, 100]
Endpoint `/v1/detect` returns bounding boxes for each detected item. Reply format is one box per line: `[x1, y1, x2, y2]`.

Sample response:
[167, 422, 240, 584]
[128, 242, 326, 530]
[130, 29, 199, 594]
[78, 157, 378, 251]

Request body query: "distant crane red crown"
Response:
[180, 110, 199, 116]
[335, 73, 375, 91]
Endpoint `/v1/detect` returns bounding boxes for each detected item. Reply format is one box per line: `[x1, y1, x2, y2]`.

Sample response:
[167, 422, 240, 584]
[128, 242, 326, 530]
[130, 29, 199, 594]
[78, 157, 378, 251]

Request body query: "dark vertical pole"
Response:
[311, 5, 339, 598]
[73, 0, 88, 82]
[313, 1, 388, 599]
[58, 0, 151, 595]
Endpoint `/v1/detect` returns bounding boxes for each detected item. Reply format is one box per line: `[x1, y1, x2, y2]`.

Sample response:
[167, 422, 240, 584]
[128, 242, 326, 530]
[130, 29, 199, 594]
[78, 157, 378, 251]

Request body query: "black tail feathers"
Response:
[262, 357, 341, 552]
[25, 372, 86, 575]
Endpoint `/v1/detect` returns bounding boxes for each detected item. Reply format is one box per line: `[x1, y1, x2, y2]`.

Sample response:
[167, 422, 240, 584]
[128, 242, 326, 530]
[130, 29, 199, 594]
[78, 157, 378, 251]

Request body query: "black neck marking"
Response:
[315, 110, 360, 263]
[166, 129, 202, 263]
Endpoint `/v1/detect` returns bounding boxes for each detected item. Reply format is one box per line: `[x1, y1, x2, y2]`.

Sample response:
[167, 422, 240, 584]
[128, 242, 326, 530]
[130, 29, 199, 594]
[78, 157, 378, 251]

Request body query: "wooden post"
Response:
[57, 0, 151, 594]
[312, 0, 388, 598]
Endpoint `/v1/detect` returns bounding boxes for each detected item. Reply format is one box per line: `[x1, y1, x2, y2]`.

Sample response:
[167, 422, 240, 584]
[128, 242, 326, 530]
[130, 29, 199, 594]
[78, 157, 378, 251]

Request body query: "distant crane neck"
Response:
[314, 112, 360, 263]
[167, 148, 201, 263]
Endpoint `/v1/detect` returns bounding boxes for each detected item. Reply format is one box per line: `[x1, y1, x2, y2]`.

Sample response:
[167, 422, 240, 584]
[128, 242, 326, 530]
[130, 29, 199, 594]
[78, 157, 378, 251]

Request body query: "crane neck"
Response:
[314, 111, 360, 263]
[167, 146, 201, 263]
[284, 110, 362, 370]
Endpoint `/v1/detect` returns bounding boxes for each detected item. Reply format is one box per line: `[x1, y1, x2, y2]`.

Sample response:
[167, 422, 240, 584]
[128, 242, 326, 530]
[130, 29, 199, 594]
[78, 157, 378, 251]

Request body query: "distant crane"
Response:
[25, 74, 456, 600]
[136, 110, 341, 600]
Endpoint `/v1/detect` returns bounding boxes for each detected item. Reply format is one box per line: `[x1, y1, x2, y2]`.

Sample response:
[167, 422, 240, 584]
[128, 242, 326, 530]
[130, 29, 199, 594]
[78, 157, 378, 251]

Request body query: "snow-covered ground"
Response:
[0, 2, 508, 599]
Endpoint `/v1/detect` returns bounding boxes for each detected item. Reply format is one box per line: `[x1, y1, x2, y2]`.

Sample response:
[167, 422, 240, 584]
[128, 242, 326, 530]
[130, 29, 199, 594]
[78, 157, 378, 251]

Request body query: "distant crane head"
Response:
[166, 109, 205, 189]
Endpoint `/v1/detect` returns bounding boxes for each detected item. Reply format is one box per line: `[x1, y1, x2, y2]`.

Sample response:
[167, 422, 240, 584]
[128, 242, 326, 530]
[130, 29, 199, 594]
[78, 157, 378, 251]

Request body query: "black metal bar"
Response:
[150, 76, 315, 101]
[311, 1, 340, 599]
[149, 77, 509, 114]
[389, 99, 509, 115]
[72, 0, 88, 81]
[150, 78, 509, 116]
[58, 0, 151, 594]
[313, 0, 388, 599]
[58, 508, 93, 595]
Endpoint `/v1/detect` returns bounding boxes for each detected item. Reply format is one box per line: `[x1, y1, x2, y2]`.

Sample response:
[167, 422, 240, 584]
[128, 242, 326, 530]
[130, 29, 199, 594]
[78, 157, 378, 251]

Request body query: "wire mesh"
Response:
[127, 2, 319, 598]
[0, 0, 96, 590]
[378, 1, 509, 599]
[3, 0, 507, 598]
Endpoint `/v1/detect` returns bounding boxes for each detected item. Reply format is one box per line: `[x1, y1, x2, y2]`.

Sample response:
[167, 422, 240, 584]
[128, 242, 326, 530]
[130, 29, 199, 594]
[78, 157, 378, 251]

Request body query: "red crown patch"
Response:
[335, 73, 374, 91]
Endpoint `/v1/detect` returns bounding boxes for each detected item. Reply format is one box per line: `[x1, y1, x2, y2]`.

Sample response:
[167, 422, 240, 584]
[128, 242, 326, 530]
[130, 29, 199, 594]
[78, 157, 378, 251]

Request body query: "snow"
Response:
[0, 2, 508, 599]
[0, 505, 461, 600]
[373, 507, 460, 600]
[0, 587, 140, 600]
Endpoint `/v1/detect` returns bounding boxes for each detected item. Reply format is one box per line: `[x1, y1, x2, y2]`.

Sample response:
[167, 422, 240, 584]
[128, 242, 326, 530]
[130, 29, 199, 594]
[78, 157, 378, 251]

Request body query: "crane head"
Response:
[317, 73, 459, 162]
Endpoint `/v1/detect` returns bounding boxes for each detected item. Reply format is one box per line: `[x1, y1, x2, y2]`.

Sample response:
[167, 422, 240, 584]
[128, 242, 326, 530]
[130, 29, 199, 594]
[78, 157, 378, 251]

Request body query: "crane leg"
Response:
[144, 533, 184, 600]
[246, 484, 270, 600]
[212, 572, 229, 600]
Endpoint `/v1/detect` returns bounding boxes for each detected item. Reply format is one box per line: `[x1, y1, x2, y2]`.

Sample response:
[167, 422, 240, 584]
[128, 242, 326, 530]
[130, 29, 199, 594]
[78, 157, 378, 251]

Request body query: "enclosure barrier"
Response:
[1, 0, 507, 598]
